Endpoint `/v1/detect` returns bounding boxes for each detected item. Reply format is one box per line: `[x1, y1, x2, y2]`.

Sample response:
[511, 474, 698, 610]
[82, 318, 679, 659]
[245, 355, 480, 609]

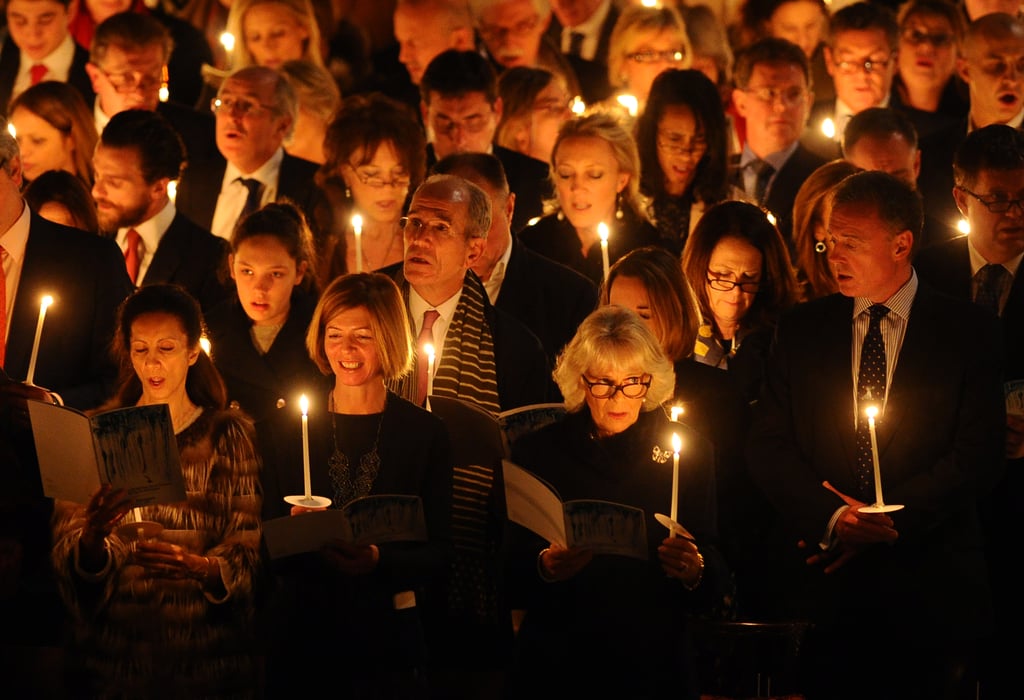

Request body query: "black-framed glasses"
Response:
[656, 133, 708, 156]
[707, 274, 761, 293]
[211, 96, 276, 117]
[832, 54, 894, 75]
[581, 374, 652, 399]
[94, 64, 166, 93]
[627, 50, 686, 64]
[478, 15, 540, 43]
[741, 85, 808, 107]
[399, 216, 458, 240]
[957, 186, 1024, 214]
[349, 165, 411, 189]
[900, 28, 954, 49]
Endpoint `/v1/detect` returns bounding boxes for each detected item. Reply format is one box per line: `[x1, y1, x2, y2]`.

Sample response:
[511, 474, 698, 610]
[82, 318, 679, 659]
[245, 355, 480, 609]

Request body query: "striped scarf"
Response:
[390, 270, 502, 414]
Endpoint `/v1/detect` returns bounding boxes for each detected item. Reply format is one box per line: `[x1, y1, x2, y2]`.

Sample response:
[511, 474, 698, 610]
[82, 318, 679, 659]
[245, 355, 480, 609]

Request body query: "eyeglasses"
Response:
[832, 54, 895, 75]
[431, 113, 491, 136]
[478, 15, 540, 44]
[400, 215, 459, 240]
[957, 186, 1024, 214]
[707, 274, 761, 293]
[627, 50, 686, 64]
[349, 165, 411, 189]
[95, 64, 166, 93]
[210, 96, 276, 117]
[901, 28, 954, 49]
[741, 85, 808, 107]
[656, 134, 708, 156]
[580, 374, 652, 399]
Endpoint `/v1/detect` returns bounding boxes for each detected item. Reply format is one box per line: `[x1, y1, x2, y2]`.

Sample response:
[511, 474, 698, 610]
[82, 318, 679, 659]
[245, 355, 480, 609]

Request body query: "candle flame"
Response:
[7, 122, 15, 138]
[957, 218, 970, 235]
[299, 394, 309, 416]
[424, 343, 435, 362]
[670, 405, 683, 422]
[671, 432, 681, 454]
[865, 404, 879, 419]
[167, 180, 177, 203]
[199, 335, 211, 355]
[570, 96, 586, 115]
[351, 213, 363, 234]
[765, 210, 777, 226]
[598, 222, 609, 242]
[616, 93, 638, 117]
[821, 118, 835, 139]
[220, 32, 235, 52]
[41, 295, 53, 310]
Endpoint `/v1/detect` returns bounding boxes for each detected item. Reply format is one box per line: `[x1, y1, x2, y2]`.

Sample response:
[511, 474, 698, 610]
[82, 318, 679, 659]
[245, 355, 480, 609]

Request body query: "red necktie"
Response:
[29, 64, 48, 85]
[0, 244, 8, 367]
[124, 228, 142, 285]
[416, 309, 440, 406]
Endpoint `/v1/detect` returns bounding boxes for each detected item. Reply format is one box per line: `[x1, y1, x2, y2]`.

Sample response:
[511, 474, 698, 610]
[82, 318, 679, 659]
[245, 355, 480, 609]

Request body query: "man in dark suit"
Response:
[174, 65, 331, 252]
[915, 124, 1024, 698]
[731, 37, 826, 252]
[93, 109, 230, 314]
[432, 151, 597, 372]
[420, 49, 551, 234]
[0, 0, 95, 113]
[546, 0, 617, 104]
[86, 11, 217, 164]
[384, 173, 552, 413]
[747, 171, 1004, 699]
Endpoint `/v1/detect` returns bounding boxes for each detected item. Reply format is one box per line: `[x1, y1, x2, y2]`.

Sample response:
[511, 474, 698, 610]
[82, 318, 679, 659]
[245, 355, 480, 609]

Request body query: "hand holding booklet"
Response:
[262, 494, 428, 559]
[503, 460, 648, 560]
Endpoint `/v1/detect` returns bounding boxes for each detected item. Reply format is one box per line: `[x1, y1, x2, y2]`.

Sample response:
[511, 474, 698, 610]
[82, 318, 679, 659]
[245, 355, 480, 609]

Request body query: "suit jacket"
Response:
[916, 117, 967, 235]
[4, 212, 133, 409]
[174, 150, 333, 252]
[746, 284, 1004, 640]
[135, 211, 231, 313]
[0, 39, 95, 115]
[545, 2, 618, 105]
[495, 237, 598, 370]
[427, 143, 551, 234]
[156, 100, 218, 164]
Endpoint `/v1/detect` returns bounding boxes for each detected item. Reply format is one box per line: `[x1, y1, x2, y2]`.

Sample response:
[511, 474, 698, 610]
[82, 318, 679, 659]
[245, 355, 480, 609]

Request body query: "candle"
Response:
[424, 343, 435, 409]
[598, 222, 610, 283]
[300, 394, 311, 501]
[670, 404, 683, 423]
[821, 117, 835, 140]
[865, 404, 884, 506]
[670, 432, 681, 537]
[219, 32, 235, 68]
[616, 93, 638, 117]
[25, 295, 53, 386]
[352, 214, 363, 273]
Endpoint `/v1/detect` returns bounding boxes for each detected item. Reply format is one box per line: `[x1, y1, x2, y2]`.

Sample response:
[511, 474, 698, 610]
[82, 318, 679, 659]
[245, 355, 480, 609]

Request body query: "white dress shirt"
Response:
[210, 148, 283, 240]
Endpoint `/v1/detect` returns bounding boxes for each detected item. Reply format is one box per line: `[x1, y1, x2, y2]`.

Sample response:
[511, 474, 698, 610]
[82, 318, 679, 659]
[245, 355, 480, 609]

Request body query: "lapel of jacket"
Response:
[822, 295, 860, 467]
[142, 215, 184, 285]
[7, 216, 57, 375]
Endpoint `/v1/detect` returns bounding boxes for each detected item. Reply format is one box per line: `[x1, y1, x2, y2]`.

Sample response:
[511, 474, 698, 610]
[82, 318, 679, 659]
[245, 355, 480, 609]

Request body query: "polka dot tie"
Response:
[974, 263, 1008, 317]
[855, 304, 889, 500]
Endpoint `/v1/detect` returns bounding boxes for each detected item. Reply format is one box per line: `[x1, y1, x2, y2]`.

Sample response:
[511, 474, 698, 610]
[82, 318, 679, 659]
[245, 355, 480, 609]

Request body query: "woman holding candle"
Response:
[50, 284, 263, 698]
[505, 305, 726, 699]
[317, 92, 426, 287]
[260, 272, 452, 699]
[518, 112, 662, 287]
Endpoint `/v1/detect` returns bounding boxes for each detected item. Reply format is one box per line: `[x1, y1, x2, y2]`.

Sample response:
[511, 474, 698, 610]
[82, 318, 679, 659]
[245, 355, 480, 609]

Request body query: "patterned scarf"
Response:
[389, 269, 502, 414]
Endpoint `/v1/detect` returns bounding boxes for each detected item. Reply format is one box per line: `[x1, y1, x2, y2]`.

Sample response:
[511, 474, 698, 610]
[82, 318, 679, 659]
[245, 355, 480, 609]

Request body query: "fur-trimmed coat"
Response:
[51, 407, 263, 699]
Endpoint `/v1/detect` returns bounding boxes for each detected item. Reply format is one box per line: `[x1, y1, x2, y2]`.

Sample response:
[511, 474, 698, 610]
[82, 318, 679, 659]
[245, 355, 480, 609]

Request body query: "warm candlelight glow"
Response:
[670, 405, 683, 422]
[199, 335, 211, 356]
[671, 433, 682, 453]
[570, 95, 586, 115]
[766, 210, 777, 226]
[26, 295, 53, 386]
[7, 123, 15, 138]
[167, 180, 177, 203]
[865, 404, 878, 420]
[670, 432, 681, 536]
[617, 93, 639, 117]
[957, 218, 970, 235]
[598, 222, 610, 283]
[352, 214, 363, 273]
[300, 394, 311, 500]
[821, 118, 835, 139]
[300, 394, 309, 416]
[220, 32, 235, 53]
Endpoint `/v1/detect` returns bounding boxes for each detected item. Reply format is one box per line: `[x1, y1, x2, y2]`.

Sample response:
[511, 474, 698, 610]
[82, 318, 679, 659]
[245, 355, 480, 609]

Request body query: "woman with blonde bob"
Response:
[506, 304, 728, 698]
[606, 4, 693, 112]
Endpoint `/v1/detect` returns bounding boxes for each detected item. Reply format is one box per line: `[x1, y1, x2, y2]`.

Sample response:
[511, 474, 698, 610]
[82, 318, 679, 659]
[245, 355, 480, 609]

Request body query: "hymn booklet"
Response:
[27, 400, 186, 506]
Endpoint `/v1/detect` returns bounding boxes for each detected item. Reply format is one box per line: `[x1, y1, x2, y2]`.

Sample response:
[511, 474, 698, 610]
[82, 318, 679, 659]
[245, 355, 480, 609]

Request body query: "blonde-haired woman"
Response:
[518, 112, 664, 287]
[605, 4, 692, 115]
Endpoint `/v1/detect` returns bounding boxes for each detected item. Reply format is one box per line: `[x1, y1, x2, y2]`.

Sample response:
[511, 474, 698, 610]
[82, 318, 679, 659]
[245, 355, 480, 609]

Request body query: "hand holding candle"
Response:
[352, 214, 363, 273]
[26, 295, 53, 386]
[598, 222, 610, 284]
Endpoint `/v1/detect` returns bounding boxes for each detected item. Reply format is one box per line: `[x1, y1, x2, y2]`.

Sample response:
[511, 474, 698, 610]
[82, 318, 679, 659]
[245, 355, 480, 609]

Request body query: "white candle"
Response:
[866, 405, 884, 506]
[300, 394, 311, 501]
[219, 32, 235, 68]
[25, 295, 53, 386]
[352, 214, 363, 273]
[670, 404, 683, 423]
[598, 222, 610, 284]
[616, 93, 638, 117]
[670, 432, 681, 537]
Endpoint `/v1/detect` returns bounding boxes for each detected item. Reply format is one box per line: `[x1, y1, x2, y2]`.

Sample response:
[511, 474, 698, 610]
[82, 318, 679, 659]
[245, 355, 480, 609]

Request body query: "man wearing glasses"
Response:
[731, 37, 826, 252]
[803, 2, 900, 161]
[420, 49, 551, 234]
[175, 65, 331, 251]
[916, 125, 1024, 697]
[85, 12, 217, 163]
[0, 0, 94, 113]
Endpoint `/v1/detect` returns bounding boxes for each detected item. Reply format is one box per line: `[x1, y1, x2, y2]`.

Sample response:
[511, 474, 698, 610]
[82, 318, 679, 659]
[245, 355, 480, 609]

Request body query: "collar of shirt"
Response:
[117, 200, 176, 283]
[968, 106, 1024, 134]
[94, 97, 111, 133]
[1, 201, 33, 331]
[833, 95, 891, 141]
[18, 34, 76, 86]
[560, 0, 611, 61]
[852, 268, 917, 323]
[222, 146, 284, 191]
[739, 141, 798, 194]
[482, 236, 513, 304]
[409, 285, 462, 369]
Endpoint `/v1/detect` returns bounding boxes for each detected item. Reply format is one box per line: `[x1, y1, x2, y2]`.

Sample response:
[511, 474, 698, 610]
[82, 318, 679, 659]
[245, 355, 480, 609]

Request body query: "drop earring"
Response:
[615, 193, 624, 220]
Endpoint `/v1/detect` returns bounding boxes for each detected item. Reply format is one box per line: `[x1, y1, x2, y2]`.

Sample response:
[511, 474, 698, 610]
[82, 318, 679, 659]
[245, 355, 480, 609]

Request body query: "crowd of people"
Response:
[0, 1, 1022, 699]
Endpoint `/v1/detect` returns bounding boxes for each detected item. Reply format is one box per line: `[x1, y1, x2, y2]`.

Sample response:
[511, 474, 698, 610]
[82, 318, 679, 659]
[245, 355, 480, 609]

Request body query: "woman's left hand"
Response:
[658, 536, 702, 587]
[134, 541, 213, 583]
[321, 540, 379, 576]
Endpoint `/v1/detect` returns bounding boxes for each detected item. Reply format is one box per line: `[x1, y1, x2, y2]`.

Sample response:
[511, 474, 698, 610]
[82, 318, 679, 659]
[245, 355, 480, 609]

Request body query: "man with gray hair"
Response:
[174, 65, 330, 249]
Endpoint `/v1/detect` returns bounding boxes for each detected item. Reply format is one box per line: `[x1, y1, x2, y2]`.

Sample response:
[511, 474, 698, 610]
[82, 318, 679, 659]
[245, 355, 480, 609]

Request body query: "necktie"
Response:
[855, 304, 889, 500]
[0, 245, 8, 367]
[974, 263, 1008, 317]
[751, 159, 775, 205]
[568, 31, 585, 58]
[416, 309, 440, 406]
[237, 177, 264, 220]
[124, 228, 142, 285]
[29, 64, 47, 85]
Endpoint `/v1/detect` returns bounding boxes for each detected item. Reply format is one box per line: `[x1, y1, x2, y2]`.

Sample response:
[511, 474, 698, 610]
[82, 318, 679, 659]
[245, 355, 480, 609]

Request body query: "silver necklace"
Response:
[327, 392, 385, 505]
